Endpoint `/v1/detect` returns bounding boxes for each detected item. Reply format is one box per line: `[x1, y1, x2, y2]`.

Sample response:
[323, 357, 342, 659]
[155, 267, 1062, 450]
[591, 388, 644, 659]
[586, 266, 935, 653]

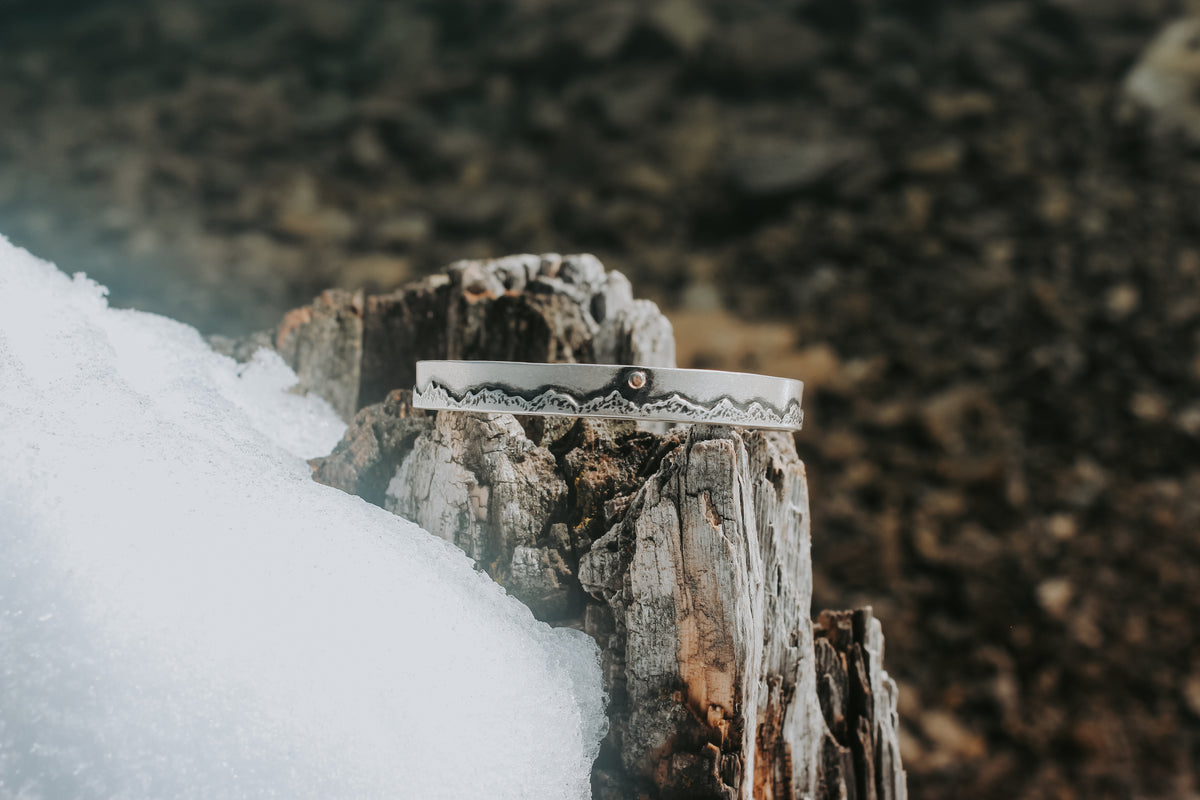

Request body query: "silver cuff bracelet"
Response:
[412, 360, 804, 431]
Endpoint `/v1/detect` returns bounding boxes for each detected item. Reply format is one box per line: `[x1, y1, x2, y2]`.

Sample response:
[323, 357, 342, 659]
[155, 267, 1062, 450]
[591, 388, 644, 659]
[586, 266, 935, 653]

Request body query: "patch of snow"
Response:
[0, 236, 605, 800]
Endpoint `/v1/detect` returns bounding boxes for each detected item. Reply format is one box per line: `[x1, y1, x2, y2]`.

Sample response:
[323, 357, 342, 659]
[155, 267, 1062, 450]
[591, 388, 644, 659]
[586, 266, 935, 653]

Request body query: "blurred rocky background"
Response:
[3, 0, 1200, 797]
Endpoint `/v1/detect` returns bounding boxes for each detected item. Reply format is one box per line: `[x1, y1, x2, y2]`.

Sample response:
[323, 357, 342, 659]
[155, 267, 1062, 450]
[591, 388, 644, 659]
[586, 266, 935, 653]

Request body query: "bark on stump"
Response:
[272, 253, 906, 800]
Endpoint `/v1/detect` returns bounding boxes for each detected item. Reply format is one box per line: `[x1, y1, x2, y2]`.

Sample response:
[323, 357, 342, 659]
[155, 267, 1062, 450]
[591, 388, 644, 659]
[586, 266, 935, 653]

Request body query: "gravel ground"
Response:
[2, 1, 1200, 797]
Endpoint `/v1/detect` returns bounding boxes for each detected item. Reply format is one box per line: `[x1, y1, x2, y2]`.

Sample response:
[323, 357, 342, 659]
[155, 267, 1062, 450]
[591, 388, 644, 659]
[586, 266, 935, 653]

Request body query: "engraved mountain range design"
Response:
[414, 382, 804, 430]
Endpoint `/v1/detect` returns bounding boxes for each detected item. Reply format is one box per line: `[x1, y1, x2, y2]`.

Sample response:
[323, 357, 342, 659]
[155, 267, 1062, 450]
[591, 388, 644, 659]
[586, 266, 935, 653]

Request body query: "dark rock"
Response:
[728, 136, 884, 197]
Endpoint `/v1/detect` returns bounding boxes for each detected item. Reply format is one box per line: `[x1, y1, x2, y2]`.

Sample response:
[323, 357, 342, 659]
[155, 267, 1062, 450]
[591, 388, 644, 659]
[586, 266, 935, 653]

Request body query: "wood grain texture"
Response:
[308, 389, 432, 507]
[274, 254, 675, 418]
[274, 288, 363, 421]
[275, 254, 905, 799]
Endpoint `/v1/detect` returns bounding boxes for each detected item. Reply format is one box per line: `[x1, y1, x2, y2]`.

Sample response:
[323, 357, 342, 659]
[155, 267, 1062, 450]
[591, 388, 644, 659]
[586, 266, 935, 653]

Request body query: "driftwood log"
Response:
[263, 253, 906, 799]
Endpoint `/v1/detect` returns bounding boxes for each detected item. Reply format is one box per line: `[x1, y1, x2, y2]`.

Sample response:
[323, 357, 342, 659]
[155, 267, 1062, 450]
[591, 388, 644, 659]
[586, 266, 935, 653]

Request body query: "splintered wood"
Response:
[280, 254, 906, 799]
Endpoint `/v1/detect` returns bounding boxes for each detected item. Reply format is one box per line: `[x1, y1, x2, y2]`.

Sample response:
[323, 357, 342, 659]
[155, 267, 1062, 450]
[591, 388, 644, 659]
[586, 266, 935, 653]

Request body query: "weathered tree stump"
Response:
[271, 253, 906, 799]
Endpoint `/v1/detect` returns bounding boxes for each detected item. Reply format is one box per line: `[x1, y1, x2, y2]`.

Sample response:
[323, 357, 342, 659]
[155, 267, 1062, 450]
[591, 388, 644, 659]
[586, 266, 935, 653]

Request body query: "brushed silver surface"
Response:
[413, 360, 804, 431]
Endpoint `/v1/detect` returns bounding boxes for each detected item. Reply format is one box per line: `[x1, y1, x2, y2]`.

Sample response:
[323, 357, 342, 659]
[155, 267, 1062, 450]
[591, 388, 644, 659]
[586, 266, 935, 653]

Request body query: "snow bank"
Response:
[0, 237, 606, 799]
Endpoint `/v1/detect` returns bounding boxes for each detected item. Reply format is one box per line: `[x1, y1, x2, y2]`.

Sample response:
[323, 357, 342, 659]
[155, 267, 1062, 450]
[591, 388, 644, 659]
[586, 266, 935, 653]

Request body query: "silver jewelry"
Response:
[413, 361, 804, 431]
